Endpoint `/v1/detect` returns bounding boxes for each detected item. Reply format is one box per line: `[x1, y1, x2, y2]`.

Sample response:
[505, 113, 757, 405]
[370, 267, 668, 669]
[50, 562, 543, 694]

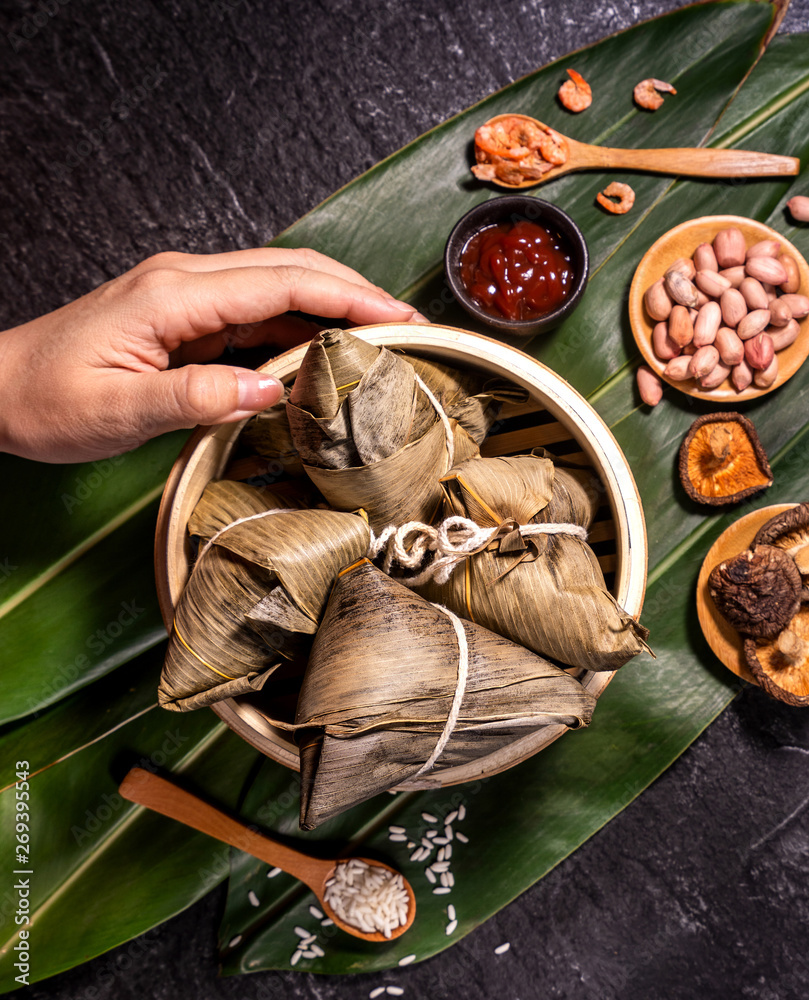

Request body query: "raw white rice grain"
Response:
[248, 890, 260, 907]
[426, 830, 438, 839]
[301, 949, 318, 959]
[433, 886, 451, 895]
[421, 812, 438, 823]
[447, 904, 456, 921]
[321, 918, 334, 927]
[456, 832, 469, 844]
[398, 954, 417, 966]
[294, 926, 310, 938]
[457, 804, 466, 821]
[388, 825, 406, 834]
[446, 872, 455, 887]
[425, 868, 437, 884]
[369, 988, 386, 999]
[431, 861, 450, 873]
[437, 847, 447, 862]
[310, 944, 325, 958]
[433, 837, 449, 846]
[444, 844, 453, 859]
[301, 934, 317, 947]
[444, 825, 453, 840]
[267, 867, 282, 878]
[309, 905, 324, 920]
[389, 834, 407, 842]
[445, 919, 458, 935]
[440, 872, 450, 887]
[323, 859, 410, 938]
[228, 935, 242, 948]
[445, 810, 458, 824]
[387, 988, 404, 996]
[407, 841, 415, 849]
[494, 942, 511, 955]
[290, 950, 302, 966]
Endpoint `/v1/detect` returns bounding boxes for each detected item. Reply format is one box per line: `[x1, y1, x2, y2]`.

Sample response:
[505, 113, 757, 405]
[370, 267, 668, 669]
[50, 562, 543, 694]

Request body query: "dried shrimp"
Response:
[558, 69, 592, 113]
[596, 182, 635, 215]
[472, 115, 569, 185]
[633, 78, 677, 111]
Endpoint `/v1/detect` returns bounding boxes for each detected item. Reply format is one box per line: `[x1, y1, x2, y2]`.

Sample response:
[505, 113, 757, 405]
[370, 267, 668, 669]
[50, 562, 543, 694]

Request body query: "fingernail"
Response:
[236, 371, 283, 411]
[407, 311, 431, 324]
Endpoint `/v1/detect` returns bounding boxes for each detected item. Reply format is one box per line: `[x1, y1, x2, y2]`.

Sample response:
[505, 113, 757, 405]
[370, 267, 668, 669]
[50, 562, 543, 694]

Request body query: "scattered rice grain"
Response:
[301, 949, 318, 959]
[248, 890, 260, 907]
[447, 904, 456, 921]
[294, 926, 310, 938]
[456, 832, 469, 844]
[425, 868, 437, 884]
[310, 944, 325, 958]
[445, 919, 458, 935]
[309, 905, 324, 920]
[421, 812, 438, 823]
[387, 988, 404, 996]
[444, 844, 452, 859]
[444, 826, 453, 840]
[290, 950, 302, 966]
[433, 886, 451, 895]
[369, 988, 386, 999]
[301, 934, 317, 947]
[445, 810, 458, 824]
[267, 867, 282, 878]
[321, 918, 334, 927]
[389, 834, 407, 842]
[440, 872, 450, 887]
[457, 804, 466, 821]
[398, 954, 417, 966]
[228, 935, 242, 948]
[494, 942, 511, 955]
[389, 825, 406, 834]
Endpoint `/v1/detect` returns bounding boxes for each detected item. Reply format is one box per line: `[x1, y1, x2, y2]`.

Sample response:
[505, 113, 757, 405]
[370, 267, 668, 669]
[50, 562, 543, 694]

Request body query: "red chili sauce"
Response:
[458, 219, 576, 321]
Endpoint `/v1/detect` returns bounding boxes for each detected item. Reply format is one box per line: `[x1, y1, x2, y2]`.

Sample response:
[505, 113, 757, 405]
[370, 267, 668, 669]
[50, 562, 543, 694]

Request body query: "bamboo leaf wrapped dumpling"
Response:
[158, 482, 371, 711]
[414, 453, 649, 673]
[286, 329, 480, 531]
[282, 559, 596, 829]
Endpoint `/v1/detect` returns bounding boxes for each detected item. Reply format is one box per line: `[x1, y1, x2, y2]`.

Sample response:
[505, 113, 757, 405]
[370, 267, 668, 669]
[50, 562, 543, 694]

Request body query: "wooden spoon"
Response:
[479, 114, 800, 189]
[119, 767, 416, 942]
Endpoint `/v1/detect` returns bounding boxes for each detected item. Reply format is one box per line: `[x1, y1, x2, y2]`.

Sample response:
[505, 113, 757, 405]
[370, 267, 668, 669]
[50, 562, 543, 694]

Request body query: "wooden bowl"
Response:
[155, 324, 647, 790]
[629, 215, 809, 403]
[696, 503, 797, 684]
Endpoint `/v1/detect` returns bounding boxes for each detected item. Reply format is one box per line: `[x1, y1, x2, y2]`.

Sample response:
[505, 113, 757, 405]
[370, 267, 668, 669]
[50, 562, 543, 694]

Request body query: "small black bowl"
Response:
[444, 195, 589, 337]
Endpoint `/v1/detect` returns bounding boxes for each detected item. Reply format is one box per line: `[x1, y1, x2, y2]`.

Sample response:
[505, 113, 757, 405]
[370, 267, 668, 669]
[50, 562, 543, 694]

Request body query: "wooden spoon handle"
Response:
[119, 767, 321, 890]
[582, 145, 799, 178]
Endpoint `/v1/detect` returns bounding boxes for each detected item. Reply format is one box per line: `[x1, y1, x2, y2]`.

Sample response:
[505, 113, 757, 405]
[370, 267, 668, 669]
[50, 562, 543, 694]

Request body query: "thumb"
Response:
[127, 365, 284, 435]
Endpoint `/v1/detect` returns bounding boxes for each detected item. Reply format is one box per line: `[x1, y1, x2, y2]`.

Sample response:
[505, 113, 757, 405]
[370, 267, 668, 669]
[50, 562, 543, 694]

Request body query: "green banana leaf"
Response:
[1, 0, 807, 990]
[219, 4, 809, 977]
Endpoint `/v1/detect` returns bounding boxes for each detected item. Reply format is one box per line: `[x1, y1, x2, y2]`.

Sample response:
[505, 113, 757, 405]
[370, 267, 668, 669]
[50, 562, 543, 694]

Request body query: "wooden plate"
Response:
[696, 503, 797, 683]
[155, 323, 648, 788]
[629, 215, 809, 403]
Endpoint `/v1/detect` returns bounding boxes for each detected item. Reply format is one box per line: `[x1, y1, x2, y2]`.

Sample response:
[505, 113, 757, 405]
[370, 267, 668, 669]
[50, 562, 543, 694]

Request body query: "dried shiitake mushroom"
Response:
[708, 545, 802, 638]
[745, 608, 809, 706]
[679, 412, 772, 505]
[753, 502, 809, 564]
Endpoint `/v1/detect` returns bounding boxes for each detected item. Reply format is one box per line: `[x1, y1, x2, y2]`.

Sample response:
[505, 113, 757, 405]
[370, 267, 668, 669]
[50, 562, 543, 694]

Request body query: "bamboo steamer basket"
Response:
[155, 324, 647, 790]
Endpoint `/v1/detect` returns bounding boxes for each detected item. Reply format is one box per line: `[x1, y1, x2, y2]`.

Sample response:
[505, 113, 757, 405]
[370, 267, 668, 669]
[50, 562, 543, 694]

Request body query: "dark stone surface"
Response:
[3, 1, 809, 998]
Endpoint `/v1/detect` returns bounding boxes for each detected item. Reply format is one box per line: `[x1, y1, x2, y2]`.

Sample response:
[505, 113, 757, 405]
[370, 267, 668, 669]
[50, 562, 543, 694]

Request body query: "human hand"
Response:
[0, 248, 427, 463]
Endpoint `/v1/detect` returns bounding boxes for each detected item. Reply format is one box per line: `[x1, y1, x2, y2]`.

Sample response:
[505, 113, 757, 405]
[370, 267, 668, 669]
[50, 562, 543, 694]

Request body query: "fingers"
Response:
[132, 247, 396, 297]
[132, 265, 425, 351]
[119, 365, 285, 443]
